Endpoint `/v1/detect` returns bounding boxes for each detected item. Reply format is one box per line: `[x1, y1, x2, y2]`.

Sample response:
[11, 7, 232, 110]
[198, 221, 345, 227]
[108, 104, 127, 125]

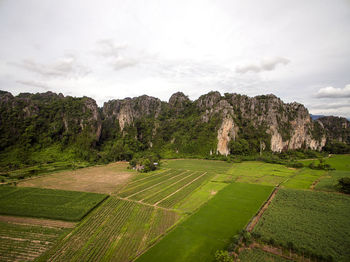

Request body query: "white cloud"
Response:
[16, 80, 50, 90]
[9, 54, 90, 79]
[316, 84, 350, 98]
[236, 57, 290, 74]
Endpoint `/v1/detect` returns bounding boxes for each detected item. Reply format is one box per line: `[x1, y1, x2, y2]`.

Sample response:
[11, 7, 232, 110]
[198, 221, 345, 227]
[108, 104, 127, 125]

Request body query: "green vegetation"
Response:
[282, 168, 325, 189]
[253, 188, 350, 261]
[0, 221, 70, 261]
[162, 159, 232, 174]
[316, 171, 350, 192]
[39, 197, 180, 262]
[238, 248, 291, 262]
[0, 186, 107, 221]
[136, 183, 273, 262]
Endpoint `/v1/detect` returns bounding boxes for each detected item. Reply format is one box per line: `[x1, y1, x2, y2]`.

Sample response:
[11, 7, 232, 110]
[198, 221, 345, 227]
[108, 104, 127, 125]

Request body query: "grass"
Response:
[253, 188, 350, 261]
[315, 170, 350, 192]
[282, 168, 325, 189]
[39, 197, 180, 262]
[0, 186, 108, 221]
[0, 220, 70, 261]
[136, 183, 273, 262]
[238, 248, 291, 262]
[162, 159, 232, 174]
[299, 154, 350, 171]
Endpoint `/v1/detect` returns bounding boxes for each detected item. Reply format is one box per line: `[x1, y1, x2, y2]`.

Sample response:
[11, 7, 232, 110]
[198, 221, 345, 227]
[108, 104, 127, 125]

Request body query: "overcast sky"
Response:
[0, 0, 349, 117]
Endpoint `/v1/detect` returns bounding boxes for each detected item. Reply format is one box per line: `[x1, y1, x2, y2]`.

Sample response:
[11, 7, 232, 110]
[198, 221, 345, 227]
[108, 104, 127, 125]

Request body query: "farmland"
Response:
[39, 197, 180, 262]
[18, 162, 133, 194]
[136, 183, 273, 262]
[253, 188, 350, 261]
[0, 186, 108, 221]
[1, 157, 348, 261]
[0, 218, 71, 261]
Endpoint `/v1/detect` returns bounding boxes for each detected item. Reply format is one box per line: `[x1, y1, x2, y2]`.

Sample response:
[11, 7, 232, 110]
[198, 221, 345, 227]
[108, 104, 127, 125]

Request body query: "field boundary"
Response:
[0, 215, 76, 229]
[246, 187, 278, 232]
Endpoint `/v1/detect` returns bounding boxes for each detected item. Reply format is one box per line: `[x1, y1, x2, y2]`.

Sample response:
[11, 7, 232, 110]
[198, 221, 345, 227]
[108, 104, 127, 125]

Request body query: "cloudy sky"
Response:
[0, 0, 349, 117]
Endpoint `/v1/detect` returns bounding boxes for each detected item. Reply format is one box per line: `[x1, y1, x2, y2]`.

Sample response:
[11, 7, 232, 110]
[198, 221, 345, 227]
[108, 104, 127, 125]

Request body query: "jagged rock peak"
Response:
[169, 92, 190, 106]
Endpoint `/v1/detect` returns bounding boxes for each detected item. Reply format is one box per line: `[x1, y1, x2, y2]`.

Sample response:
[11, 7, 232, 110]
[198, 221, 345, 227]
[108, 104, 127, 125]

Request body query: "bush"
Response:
[215, 250, 233, 262]
[338, 177, 350, 194]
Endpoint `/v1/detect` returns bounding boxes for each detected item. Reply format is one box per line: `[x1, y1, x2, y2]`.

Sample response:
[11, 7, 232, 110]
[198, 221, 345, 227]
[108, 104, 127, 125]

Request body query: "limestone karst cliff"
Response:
[1, 90, 348, 163]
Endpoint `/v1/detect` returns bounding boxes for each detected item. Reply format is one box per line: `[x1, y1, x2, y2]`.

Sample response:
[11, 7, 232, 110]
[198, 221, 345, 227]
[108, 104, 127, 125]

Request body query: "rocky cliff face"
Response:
[0, 90, 341, 157]
[318, 116, 350, 144]
[103, 95, 162, 131]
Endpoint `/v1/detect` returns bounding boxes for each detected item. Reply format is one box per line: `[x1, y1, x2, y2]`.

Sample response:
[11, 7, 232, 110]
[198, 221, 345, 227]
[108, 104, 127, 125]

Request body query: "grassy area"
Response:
[299, 154, 350, 171]
[0, 220, 70, 261]
[253, 188, 350, 261]
[162, 159, 232, 174]
[39, 197, 180, 262]
[282, 168, 325, 189]
[136, 183, 273, 262]
[175, 181, 228, 213]
[315, 170, 350, 192]
[238, 248, 291, 262]
[0, 186, 108, 221]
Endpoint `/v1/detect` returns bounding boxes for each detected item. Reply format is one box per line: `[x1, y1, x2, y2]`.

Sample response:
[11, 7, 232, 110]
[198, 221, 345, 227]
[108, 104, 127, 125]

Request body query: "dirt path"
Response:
[246, 187, 279, 232]
[0, 215, 76, 228]
[238, 242, 311, 261]
[115, 196, 178, 212]
[154, 172, 207, 206]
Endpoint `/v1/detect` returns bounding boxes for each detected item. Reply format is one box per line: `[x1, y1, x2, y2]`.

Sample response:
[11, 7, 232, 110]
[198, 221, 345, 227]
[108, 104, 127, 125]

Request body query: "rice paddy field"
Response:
[1, 156, 349, 261]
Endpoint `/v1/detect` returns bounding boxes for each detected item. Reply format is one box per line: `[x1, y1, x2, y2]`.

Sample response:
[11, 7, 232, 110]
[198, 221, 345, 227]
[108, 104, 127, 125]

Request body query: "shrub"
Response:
[215, 250, 234, 262]
[338, 177, 350, 194]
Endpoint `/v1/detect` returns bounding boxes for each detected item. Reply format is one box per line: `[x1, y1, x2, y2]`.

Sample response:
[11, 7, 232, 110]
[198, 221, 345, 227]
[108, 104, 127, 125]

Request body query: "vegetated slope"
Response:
[136, 183, 273, 262]
[253, 188, 350, 261]
[0, 220, 70, 262]
[3, 90, 349, 172]
[238, 248, 291, 262]
[38, 197, 180, 262]
[0, 186, 107, 221]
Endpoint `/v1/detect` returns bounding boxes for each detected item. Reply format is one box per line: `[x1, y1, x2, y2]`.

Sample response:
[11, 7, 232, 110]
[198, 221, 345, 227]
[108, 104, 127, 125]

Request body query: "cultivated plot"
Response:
[0, 219, 70, 262]
[19, 162, 133, 194]
[39, 197, 180, 262]
[118, 169, 214, 209]
[253, 188, 350, 261]
[136, 183, 273, 262]
[238, 248, 291, 262]
[0, 186, 108, 221]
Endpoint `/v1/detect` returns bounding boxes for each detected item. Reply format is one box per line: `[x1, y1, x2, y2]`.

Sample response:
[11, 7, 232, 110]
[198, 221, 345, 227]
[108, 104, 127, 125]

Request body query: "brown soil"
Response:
[246, 187, 278, 232]
[18, 162, 134, 194]
[0, 215, 76, 228]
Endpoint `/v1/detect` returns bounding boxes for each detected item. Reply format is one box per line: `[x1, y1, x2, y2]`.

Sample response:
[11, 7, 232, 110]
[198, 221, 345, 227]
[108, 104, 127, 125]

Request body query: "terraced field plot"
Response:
[0, 219, 70, 262]
[118, 169, 214, 209]
[253, 188, 350, 261]
[0, 186, 108, 221]
[39, 197, 180, 262]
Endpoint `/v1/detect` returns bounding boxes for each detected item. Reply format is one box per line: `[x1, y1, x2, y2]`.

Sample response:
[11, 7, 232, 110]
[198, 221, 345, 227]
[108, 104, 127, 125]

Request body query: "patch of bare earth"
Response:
[0, 215, 75, 229]
[18, 162, 134, 194]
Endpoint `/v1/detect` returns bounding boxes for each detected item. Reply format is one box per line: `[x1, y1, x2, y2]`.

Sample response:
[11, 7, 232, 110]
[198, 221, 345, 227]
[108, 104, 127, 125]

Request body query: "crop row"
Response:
[127, 169, 174, 185]
[158, 172, 211, 208]
[118, 170, 183, 197]
[40, 197, 180, 262]
[0, 221, 66, 262]
[142, 172, 203, 205]
[129, 171, 192, 201]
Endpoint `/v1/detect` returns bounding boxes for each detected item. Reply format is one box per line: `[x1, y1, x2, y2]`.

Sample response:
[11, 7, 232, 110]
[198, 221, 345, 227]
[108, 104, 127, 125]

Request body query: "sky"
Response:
[0, 0, 349, 117]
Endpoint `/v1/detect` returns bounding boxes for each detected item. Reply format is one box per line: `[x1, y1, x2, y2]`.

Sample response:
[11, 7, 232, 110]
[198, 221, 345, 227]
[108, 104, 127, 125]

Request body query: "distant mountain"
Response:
[310, 114, 325, 120]
[1, 90, 349, 167]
